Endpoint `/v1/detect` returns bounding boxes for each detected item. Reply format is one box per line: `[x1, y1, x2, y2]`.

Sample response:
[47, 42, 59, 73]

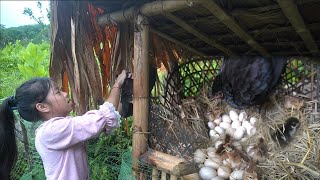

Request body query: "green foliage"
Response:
[19, 164, 45, 180]
[0, 41, 50, 98]
[0, 41, 25, 98]
[17, 42, 50, 79]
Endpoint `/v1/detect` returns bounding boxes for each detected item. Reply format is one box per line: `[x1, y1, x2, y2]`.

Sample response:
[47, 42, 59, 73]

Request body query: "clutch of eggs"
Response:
[207, 110, 257, 141]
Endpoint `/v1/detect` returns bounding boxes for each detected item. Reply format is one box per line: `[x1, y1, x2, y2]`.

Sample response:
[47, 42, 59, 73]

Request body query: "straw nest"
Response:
[151, 85, 320, 179]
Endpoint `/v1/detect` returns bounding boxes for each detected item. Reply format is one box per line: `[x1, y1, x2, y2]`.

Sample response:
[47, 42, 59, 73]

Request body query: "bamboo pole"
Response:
[132, 14, 150, 178]
[202, 0, 271, 58]
[164, 13, 235, 56]
[277, 0, 320, 55]
[98, 1, 203, 26]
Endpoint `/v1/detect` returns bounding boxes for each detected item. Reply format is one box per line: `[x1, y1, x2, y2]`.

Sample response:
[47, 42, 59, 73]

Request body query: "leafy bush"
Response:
[17, 42, 50, 79]
[0, 41, 50, 98]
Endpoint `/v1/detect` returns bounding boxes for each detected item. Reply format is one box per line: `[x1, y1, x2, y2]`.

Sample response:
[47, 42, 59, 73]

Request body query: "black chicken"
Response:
[120, 65, 157, 118]
[211, 56, 286, 109]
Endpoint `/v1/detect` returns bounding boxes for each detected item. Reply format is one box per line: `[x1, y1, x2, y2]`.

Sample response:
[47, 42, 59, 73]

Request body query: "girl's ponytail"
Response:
[0, 97, 18, 180]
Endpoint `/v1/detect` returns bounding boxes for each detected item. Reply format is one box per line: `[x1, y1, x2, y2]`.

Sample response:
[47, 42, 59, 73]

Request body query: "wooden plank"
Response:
[170, 175, 178, 180]
[98, 1, 203, 26]
[140, 149, 199, 176]
[150, 27, 207, 57]
[132, 14, 150, 178]
[152, 168, 159, 180]
[161, 171, 167, 180]
[203, 0, 271, 57]
[164, 12, 235, 56]
[277, 0, 320, 55]
[181, 173, 201, 180]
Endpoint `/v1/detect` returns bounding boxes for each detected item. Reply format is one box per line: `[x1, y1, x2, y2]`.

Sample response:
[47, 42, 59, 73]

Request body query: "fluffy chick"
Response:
[243, 162, 258, 180]
[271, 117, 300, 147]
[247, 138, 268, 163]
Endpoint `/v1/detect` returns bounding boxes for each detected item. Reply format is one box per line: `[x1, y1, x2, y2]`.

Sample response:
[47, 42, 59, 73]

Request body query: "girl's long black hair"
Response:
[0, 77, 51, 180]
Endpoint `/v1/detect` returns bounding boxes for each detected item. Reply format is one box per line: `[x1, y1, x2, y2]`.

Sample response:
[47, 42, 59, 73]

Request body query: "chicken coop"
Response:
[47, 0, 320, 179]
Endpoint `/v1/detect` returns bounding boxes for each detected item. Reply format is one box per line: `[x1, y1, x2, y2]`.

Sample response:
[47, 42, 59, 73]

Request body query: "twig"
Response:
[285, 162, 320, 178]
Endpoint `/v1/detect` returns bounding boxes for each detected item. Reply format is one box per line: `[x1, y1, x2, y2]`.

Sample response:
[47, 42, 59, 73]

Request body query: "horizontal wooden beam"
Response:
[164, 12, 235, 56]
[233, 0, 319, 14]
[140, 149, 199, 177]
[98, 1, 203, 26]
[185, 40, 320, 49]
[277, 0, 320, 55]
[203, 0, 271, 58]
[150, 27, 207, 57]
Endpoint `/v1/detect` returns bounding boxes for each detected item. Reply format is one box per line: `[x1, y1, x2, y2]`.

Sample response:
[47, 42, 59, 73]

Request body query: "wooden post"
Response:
[132, 14, 150, 178]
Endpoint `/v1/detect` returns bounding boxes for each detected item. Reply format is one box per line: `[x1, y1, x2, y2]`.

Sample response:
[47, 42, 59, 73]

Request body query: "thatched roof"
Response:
[49, 0, 320, 114]
[93, 0, 320, 57]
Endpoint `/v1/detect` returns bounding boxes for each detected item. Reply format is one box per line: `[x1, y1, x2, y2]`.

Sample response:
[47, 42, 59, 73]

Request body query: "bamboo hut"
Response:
[49, 0, 320, 179]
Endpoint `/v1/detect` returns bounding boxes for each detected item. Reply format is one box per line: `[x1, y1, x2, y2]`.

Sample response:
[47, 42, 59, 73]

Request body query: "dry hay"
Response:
[150, 85, 320, 179]
[255, 98, 320, 180]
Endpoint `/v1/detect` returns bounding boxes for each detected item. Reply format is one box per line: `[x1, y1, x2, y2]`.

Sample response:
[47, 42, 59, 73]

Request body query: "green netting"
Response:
[118, 149, 135, 180]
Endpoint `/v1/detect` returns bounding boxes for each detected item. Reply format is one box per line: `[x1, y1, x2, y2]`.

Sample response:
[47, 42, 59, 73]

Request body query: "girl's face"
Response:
[42, 83, 74, 118]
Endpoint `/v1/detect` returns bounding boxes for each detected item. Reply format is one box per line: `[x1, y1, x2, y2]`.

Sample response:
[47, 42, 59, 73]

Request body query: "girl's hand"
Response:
[115, 70, 127, 87]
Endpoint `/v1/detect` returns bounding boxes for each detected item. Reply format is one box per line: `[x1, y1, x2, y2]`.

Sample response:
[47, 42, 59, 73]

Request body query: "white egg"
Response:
[194, 149, 206, 163]
[211, 177, 224, 180]
[204, 158, 221, 169]
[246, 126, 257, 136]
[210, 134, 220, 140]
[247, 145, 255, 157]
[209, 130, 217, 137]
[199, 167, 217, 180]
[230, 170, 245, 180]
[207, 150, 220, 159]
[239, 111, 247, 122]
[219, 122, 231, 130]
[229, 110, 239, 121]
[233, 127, 246, 140]
[222, 114, 232, 123]
[250, 117, 258, 126]
[207, 147, 215, 153]
[208, 121, 216, 130]
[222, 159, 230, 166]
[217, 166, 231, 178]
[231, 120, 241, 129]
[214, 126, 225, 135]
[242, 121, 252, 129]
[214, 117, 222, 125]
[215, 140, 223, 149]
[241, 137, 248, 142]
[226, 128, 236, 137]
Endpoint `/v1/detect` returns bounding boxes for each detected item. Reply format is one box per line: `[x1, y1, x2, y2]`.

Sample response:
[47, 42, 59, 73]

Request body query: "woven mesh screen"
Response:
[149, 58, 319, 162]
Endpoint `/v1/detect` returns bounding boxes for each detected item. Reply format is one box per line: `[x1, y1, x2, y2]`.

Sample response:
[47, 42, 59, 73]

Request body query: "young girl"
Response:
[0, 70, 128, 180]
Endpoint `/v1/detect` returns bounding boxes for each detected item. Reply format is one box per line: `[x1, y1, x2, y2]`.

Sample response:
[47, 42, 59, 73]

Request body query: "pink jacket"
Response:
[35, 102, 121, 180]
